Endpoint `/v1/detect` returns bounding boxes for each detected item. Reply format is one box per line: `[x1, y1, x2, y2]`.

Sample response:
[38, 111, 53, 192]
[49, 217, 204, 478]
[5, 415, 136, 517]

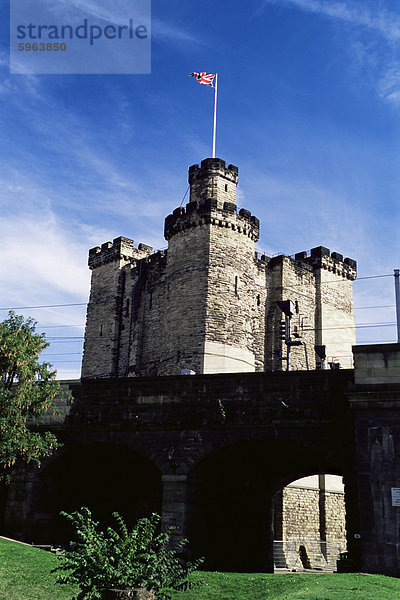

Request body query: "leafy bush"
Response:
[53, 508, 203, 600]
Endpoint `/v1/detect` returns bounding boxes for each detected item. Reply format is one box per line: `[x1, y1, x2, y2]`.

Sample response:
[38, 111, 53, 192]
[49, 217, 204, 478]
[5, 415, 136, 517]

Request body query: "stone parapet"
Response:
[294, 246, 357, 280]
[88, 237, 153, 269]
[188, 157, 238, 182]
[164, 198, 259, 242]
[187, 157, 239, 209]
[353, 343, 400, 385]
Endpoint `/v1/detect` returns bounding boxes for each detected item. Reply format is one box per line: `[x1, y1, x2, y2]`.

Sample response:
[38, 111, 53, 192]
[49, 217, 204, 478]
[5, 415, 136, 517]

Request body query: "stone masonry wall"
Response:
[265, 247, 356, 372]
[205, 207, 266, 372]
[280, 486, 346, 542]
[316, 253, 356, 369]
[125, 251, 168, 377]
[161, 223, 210, 375]
[82, 238, 153, 378]
[275, 483, 347, 570]
[282, 486, 320, 539]
[266, 256, 317, 372]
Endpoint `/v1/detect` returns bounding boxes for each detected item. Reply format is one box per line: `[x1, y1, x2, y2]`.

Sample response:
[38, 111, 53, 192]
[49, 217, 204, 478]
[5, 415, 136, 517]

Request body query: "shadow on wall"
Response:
[28, 442, 162, 545]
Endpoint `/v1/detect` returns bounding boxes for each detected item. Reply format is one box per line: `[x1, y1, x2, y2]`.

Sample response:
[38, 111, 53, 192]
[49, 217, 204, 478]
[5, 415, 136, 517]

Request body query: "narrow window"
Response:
[235, 276, 238, 296]
[225, 184, 228, 192]
[99, 324, 103, 337]
[257, 294, 261, 306]
[295, 300, 299, 314]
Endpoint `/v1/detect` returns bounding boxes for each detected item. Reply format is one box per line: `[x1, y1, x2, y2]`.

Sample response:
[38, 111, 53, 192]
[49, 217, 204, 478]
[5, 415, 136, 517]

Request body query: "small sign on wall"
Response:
[391, 488, 400, 507]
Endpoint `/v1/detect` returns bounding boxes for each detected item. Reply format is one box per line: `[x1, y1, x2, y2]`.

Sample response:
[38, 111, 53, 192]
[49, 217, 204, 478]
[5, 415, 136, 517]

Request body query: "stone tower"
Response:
[81, 158, 357, 378]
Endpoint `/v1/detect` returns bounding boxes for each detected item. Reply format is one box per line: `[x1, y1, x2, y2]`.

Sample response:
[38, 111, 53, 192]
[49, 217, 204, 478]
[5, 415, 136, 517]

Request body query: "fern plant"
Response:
[53, 508, 202, 600]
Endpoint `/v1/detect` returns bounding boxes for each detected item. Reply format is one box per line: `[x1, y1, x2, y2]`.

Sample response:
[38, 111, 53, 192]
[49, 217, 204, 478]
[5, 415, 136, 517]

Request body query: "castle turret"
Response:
[163, 158, 265, 375]
[81, 237, 152, 378]
[188, 157, 238, 205]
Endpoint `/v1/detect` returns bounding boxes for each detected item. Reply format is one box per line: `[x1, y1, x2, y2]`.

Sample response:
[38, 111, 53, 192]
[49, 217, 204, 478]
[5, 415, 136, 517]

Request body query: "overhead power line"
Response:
[40, 321, 398, 343]
[37, 325, 84, 329]
[0, 273, 396, 313]
[354, 305, 395, 310]
[356, 274, 393, 281]
[0, 303, 87, 310]
[41, 352, 83, 357]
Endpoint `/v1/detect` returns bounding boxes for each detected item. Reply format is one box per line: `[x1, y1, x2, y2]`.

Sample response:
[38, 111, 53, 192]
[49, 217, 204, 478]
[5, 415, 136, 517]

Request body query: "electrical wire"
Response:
[0, 303, 87, 310]
[0, 273, 396, 313]
[354, 305, 395, 310]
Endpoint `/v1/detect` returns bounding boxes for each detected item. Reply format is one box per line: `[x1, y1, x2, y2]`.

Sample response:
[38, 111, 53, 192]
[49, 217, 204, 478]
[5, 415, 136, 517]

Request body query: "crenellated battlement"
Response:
[188, 158, 238, 185]
[88, 236, 153, 270]
[142, 248, 167, 267]
[164, 197, 260, 242]
[188, 158, 238, 205]
[294, 246, 357, 280]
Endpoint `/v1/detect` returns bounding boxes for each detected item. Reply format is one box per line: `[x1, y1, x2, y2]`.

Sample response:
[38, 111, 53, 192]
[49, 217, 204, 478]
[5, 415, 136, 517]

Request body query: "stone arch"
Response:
[29, 441, 162, 544]
[186, 437, 350, 572]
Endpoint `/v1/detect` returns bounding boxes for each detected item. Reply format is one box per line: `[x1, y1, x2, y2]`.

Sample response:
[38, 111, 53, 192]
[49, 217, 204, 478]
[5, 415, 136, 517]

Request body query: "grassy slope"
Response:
[1, 537, 400, 600]
[0, 538, 78, 600]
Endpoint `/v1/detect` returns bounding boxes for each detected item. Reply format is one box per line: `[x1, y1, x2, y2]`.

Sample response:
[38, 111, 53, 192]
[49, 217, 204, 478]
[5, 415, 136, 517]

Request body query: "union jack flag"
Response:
[189, 72, 215, 87]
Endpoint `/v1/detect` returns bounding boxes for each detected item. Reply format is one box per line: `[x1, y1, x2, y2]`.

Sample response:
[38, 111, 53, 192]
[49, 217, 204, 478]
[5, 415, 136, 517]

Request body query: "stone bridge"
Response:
[2, 344, 400, 576]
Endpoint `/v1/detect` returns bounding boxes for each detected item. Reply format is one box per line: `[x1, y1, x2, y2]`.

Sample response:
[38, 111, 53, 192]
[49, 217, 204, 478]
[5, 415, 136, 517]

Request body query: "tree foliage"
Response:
[0, 311, 62, 481]
[54, 509, 203, 600]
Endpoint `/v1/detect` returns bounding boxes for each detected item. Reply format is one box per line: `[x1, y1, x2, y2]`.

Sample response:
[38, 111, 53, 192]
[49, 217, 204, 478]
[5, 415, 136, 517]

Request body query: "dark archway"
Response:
[30, 442, 161, 544]
[186, 439, 348, 572]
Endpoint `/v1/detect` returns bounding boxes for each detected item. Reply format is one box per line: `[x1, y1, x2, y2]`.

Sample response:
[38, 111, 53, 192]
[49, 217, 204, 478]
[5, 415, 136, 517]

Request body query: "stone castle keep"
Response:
[82, 158, 357, 379]
[3, 160, 400, 576]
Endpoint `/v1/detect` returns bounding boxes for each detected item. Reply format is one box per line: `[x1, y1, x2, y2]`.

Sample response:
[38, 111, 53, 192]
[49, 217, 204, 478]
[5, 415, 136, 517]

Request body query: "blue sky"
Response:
[1, 0, 399, 378]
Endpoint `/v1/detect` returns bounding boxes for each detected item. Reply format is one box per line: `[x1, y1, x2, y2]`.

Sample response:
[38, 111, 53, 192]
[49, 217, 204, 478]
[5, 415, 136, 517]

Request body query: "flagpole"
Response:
[212, 73, 218, 158]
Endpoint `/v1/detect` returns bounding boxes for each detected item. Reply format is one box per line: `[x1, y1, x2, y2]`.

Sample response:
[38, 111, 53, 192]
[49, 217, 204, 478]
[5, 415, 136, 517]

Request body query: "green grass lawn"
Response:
[0, 537, 78, 600]
[1, 536, 400, 600]
[172, 571, 400, 600]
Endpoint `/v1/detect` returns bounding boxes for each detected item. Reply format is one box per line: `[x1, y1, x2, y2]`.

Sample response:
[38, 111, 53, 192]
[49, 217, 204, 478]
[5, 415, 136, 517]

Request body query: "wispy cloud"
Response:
[260, 0, 400, 107]
[0, 201, 90, 305]
[378, 64, 400, 106]
[244, 168, 396, 268]
[152, 19, 208, 47]
[37, 0, 204, 48]
[261, 0, 400, 43]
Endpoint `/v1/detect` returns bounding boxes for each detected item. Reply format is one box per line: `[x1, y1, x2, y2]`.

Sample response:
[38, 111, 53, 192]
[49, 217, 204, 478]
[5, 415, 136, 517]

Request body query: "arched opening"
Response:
[186, 439, 351, 572]
[29, 442, 161, 545]
[273, 474, 347, 571]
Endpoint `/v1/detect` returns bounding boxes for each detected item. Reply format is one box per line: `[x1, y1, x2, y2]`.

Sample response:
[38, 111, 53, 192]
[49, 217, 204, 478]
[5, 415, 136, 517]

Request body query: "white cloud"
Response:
[260, 0, 400, 107]
[0, 210, 90, 304]
[35, 0, 203, 47]
[261, 0, 400, 43]
[152, 19, 207, 47]
[379, 64, 400, 106]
